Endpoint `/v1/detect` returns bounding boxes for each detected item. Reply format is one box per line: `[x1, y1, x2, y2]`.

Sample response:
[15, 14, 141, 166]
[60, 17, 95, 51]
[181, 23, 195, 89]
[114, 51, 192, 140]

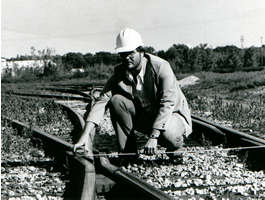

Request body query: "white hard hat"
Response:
[115, 28, 144, 53]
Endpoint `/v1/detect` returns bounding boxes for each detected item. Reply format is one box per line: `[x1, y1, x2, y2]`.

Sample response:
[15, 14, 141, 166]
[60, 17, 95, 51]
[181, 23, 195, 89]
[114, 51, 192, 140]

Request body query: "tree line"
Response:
[9, 44, 265, 74]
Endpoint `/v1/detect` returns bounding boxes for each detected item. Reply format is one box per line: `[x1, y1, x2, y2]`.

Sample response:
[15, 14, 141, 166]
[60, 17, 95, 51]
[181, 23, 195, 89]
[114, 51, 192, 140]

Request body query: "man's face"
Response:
[119, 50, 141, 71]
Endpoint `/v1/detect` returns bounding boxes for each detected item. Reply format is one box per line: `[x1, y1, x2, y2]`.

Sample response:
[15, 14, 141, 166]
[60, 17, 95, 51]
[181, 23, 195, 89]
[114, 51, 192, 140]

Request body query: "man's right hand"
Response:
[73, 141, 89, 153]
[73, 121, 95, 153]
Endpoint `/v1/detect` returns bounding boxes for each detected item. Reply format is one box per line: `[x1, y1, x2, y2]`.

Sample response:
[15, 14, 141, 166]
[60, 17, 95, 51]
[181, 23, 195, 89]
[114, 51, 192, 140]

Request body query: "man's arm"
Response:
[73, 121, 95, 152]
[144, 61, 178, 154]
[152, 61, 178, 131]
[73, 75, 116, 152]
[85, 75, 116, 125]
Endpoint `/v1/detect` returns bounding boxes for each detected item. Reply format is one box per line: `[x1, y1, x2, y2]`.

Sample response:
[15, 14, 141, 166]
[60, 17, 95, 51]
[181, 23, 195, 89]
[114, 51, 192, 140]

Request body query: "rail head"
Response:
[191, 115, 265, 146]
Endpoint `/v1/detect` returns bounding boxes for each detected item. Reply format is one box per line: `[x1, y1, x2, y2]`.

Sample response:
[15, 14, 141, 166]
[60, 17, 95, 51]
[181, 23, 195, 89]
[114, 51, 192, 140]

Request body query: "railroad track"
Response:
[2, 87, 265, 199]
[2, 90, 172, 199]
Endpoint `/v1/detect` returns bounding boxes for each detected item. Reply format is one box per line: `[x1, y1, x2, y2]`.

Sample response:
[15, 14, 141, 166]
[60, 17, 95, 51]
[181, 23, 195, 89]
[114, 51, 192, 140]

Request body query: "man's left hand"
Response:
[144, 138, 158, 155]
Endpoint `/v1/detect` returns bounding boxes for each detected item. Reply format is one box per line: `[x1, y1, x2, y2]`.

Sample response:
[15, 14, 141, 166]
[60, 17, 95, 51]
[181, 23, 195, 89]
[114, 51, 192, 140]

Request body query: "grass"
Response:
[182, 70, 265, 136]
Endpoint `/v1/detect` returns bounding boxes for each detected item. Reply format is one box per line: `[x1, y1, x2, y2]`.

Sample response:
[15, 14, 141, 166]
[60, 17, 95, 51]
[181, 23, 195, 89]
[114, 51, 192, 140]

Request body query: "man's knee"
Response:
[110, 95, 125, 112]
[159, 114, 186, 149]
[110, 94, 123, 107]
[110, 94, 135, 115]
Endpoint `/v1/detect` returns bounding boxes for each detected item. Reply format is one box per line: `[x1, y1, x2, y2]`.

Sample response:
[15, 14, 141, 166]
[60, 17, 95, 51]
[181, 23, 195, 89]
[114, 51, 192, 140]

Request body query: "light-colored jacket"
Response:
[86, 53, 192, 131]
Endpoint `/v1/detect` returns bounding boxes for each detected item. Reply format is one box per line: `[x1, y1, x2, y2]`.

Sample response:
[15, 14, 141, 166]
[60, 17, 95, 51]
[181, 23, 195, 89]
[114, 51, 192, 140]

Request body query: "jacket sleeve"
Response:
[85, 75, 116, 125]
[152, 62, 180, 131]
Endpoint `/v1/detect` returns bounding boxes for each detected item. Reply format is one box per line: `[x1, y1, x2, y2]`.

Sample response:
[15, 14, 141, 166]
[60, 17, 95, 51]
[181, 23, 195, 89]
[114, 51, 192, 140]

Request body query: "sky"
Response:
[1, 0, 265, 58]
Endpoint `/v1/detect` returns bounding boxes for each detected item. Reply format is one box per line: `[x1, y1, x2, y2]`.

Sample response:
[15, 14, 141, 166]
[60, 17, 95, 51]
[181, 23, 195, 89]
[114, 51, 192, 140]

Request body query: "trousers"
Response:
[109, 94, 191, 153]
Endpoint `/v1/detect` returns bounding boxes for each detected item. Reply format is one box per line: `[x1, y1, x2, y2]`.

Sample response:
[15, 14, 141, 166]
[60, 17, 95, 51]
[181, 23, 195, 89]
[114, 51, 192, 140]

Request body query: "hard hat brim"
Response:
[115, 43, 144, 53]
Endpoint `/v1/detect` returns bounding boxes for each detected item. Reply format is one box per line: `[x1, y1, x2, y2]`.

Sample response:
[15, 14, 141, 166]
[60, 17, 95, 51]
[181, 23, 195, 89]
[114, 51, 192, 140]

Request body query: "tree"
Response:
[29, 46, 57, 76]
[95, 52, 113, 65]
[203, 48, 218, 71]
[189, 44, 208, 72]
[213, 45, 243, 72]
[164, 46, 180, 72]
[223, 53, 242, 72]
[157, 50, 167, 60]
[173, 44, 190, 72]
[83, 53, 95, 68]
[222, 46, 242, 72]
[30, 46, 37, 60]
[62, 52, 86, 70]
[244, 47, 259, 68]
[261, 45, 265, 66]
[144, 46, 156, 54]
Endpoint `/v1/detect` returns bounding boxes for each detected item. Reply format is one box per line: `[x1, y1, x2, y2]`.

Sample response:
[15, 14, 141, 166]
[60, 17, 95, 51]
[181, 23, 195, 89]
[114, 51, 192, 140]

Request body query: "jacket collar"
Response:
[138, 56, 147, 82]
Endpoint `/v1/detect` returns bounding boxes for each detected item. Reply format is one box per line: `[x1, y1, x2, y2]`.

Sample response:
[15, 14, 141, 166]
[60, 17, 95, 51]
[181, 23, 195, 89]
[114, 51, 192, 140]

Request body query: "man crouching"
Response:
[73, 28, 192, 162]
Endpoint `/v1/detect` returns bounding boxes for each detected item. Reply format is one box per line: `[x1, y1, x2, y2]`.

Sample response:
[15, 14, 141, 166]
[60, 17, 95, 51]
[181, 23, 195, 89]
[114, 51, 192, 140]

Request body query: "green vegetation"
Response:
[1, 122, 35, 157]
[182, 70, 265, 135]
[1, 95, 74, 145]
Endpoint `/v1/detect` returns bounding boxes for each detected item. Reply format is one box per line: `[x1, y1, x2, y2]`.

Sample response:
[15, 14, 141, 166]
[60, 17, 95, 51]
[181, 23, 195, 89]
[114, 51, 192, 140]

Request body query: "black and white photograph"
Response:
[1, 0, 265, 199]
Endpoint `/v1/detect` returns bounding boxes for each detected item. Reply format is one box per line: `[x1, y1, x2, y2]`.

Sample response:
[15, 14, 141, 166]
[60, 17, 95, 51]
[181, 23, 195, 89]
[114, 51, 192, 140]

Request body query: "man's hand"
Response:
[144, 129, 160, 155]
[144, 138, 158, 155]
[73, 137, 94, 161]
[73, 122, 95, 154]
[73, 138, 93, 153]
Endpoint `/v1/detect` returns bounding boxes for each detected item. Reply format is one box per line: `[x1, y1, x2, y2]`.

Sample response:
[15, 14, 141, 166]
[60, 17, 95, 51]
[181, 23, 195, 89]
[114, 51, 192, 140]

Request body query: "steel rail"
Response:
[191, 115, 265, 145]
[55, 101, 86, 143]
[7, 91, 92, 101]
[2, 116, 74, 150]
[191, 115, 265, 170]
[39, 87, 92, 98]
[51, 82, 104, 88]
